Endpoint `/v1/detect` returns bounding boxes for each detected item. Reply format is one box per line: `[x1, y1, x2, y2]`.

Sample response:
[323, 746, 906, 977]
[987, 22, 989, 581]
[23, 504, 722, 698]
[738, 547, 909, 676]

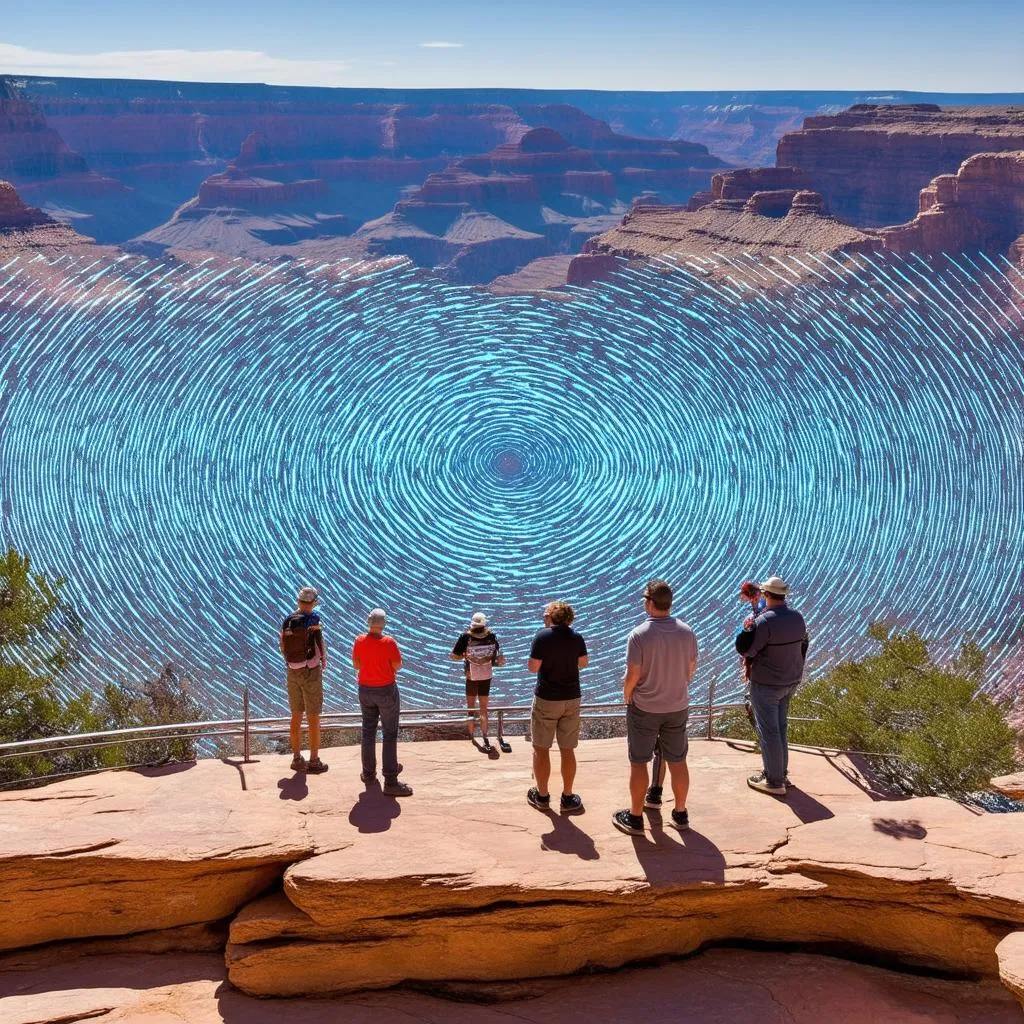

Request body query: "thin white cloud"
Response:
[419, 42, 464, 49]
[0, 42, 349, 86]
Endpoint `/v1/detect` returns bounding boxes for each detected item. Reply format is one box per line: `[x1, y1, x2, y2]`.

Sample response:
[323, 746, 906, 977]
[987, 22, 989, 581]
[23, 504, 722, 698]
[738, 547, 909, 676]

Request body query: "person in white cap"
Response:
[279, 586, 328, 775]
[352, 608, 412, 796]
[735, 576, 809, 796]
[450, 612, 505, 751]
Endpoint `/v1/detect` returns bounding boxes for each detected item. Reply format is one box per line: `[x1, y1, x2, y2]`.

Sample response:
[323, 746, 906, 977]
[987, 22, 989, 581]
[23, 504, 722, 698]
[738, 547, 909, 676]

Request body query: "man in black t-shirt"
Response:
[449, 611, 505, 750]
[526, 600, 588, 815]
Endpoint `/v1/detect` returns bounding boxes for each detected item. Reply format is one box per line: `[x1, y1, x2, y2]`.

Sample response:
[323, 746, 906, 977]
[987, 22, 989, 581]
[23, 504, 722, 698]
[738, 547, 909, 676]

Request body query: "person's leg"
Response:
[380, 685, 400, 780]
[308, 715, 321, 760]
[533, 746, 552, 796]
[779, 685, 795, 780]
[479, 693, 489, 739]
[629, 762, 649, 816]
[660, 710, 690, 813]
[555, 702, 581, 797]
[286, 668, 305, 759]
[289, 712, 303, 756]
[559, 748, 576, 796]
[667, 760, 690, 811]
[466, 686, 477, 738]
[750, 684, 785, 787]
[359, 687, 380, 777]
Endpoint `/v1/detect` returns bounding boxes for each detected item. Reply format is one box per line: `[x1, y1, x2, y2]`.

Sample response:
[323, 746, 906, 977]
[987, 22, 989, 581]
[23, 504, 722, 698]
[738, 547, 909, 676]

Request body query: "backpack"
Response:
[281, 612, 315, 663]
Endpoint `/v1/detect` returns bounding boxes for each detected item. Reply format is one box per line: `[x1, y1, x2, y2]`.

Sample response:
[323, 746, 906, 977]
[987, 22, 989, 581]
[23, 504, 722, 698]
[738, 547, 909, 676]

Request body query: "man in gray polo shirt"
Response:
[613, 579, 698, 836]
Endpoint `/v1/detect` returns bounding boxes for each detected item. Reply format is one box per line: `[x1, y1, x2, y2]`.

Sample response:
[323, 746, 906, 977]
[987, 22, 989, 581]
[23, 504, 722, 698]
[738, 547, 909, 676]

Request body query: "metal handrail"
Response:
[0, 684, 756, 769]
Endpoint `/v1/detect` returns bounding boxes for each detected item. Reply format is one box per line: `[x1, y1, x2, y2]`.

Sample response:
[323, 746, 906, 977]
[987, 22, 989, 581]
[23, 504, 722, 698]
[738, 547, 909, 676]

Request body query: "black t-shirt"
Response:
[530, 626, 587, 701]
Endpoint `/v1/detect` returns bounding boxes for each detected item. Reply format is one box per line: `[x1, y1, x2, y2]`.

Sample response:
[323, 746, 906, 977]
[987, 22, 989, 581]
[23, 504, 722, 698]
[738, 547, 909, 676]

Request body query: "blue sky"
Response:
[2, 0, 1022, 91]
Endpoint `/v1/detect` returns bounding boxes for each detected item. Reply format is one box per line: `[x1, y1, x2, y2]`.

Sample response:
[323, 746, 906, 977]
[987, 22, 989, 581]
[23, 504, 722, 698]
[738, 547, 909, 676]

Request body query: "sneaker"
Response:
[306, 757, 329, 775]
[480, 738, 493, 753]
[747, 772, 786, 796]
[559, 793, 584, 815]
[289, 754, 307, 772]
[670, 808, 690, 831]
[360, 770, 377, 783]
[612, 809, 645, 836]
[527, 787, 551, 811]
[644, 785, 663, 809]
[383, 779, 413, 797]
[784, 776, 793, 789]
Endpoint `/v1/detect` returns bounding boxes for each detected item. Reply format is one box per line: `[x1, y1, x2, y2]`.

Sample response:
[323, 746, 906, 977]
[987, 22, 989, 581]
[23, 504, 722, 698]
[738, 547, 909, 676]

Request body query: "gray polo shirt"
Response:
[626, 615, 697, 714]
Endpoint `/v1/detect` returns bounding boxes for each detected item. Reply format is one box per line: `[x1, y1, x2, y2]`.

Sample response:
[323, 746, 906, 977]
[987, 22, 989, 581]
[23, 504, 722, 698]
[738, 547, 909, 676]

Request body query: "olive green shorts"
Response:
[287, 665, 323, 716]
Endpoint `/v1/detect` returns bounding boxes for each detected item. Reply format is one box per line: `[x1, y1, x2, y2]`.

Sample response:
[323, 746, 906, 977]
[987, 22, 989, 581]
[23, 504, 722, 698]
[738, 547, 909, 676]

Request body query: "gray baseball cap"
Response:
[368, 608, 387, 624]
[297, 587, 319, 604]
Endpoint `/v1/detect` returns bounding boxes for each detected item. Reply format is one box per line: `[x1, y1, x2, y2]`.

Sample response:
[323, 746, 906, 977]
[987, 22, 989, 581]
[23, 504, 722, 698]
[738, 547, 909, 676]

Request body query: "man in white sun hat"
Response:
[450, 611, 505, 751]
[735, 576, 809, 796]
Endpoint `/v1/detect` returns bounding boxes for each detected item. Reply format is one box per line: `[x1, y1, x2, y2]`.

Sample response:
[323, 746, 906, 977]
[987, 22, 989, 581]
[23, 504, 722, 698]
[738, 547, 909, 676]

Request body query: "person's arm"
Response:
[390, 638, 402, 673]
[740, 618, 771, 659]
[351, 640, 361, 673]
[493, 635, 505, 667]
[527, 632, 544, 673]
[578, 635, 589, 671]
[801, 630, 809, 661]
[527, 657, 542, 672]
[623, 663, 642, 705]
[450, 634, 468, 662]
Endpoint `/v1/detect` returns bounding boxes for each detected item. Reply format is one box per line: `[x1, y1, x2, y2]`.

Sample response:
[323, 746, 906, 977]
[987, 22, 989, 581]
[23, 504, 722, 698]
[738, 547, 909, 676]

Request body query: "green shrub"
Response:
[787, 624, 1017, 797]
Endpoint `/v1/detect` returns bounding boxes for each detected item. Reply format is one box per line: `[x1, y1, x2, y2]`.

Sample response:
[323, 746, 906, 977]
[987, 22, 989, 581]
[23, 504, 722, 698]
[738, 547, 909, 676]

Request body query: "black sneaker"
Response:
[360, 770, 377, 783]
[612, 809, 644, 836]
[671, 808, 690, 831]
[306, 757, 329, 775]
[644, 785, 663, 809]
[480, 738, 493, 753]
[527, 787, 551, 810]
[289, 754, 307, 772]
[383, 779, 413, 796]
[560, 793, 584, 815]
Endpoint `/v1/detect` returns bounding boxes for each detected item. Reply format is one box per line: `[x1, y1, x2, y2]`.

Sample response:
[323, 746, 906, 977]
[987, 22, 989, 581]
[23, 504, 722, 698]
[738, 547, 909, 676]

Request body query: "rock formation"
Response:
[879, 151, 1024, 260]
[2, 739, 1022, 1009]
[568, 188, 879, 284]
[777, 104, 1024, 227]
[0, 180, 92, 250]
[993, 772, 1024, 800]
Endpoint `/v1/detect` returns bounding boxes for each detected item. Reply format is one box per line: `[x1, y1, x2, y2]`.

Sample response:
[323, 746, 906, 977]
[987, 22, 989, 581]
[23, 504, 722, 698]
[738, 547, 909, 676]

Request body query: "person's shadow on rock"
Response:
[277, 774, 308, 802]
[630, 810, 726, 885]
[540, 810, 599, 861]
[785, 787, 834, 824]
[348, 780, 401, 833]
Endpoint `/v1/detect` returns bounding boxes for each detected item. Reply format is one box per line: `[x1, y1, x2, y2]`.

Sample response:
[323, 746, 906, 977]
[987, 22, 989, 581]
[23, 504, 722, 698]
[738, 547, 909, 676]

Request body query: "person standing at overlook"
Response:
[352, 608, 412, 797]
[279, 586, 329, 775]
[449, 611, 505, 751]
[526, 601, 588, 815]
[736, 576, 809, 796]
[612, 579, 697, 836]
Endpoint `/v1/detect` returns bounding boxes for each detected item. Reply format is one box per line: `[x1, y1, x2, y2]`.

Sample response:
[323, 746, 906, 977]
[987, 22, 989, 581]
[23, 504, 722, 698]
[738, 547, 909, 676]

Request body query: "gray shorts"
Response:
[287, 665, 323, 716]
[627, 703, 688, 764]
[531, 697, 581, 750]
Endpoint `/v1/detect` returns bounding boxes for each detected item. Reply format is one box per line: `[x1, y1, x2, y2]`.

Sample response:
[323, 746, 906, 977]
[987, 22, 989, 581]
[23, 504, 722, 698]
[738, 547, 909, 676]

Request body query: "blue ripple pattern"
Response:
[0, 250, 1021, 715]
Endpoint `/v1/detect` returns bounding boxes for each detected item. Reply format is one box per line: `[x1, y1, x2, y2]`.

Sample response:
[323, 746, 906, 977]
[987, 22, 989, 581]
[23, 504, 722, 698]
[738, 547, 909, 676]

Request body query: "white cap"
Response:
[469, 612, 488, 630]
[368, 608, 387, 624]
[297, 587, 319, 604]
[759, 576, 790, 596]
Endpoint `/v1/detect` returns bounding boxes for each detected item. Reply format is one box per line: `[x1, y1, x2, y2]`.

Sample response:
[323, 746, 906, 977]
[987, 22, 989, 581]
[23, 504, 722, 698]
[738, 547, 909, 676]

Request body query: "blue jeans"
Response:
[750, 682, 798, 787]
[358, 683, 400, 780]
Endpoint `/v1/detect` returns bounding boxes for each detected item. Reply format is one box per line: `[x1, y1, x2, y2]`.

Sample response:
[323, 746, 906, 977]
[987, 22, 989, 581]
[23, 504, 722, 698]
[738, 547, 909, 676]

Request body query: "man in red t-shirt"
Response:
[352, 608, 412, 796]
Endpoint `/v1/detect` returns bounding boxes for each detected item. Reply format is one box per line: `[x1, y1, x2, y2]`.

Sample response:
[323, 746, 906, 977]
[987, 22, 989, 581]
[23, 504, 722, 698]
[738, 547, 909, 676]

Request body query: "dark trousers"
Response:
[358, 683, 400, 779]
[750, 682, 798, 787]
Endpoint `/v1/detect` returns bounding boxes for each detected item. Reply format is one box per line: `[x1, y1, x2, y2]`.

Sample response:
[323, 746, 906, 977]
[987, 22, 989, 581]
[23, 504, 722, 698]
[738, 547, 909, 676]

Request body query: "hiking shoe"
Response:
[527, 787, 551, 811]
[671, 808, 690, 831]
[480, 738, 493, 753]
[360, 770, 377, 784]
[383, 779, 413, 797]
[747, 772, 786, 796]
[644, 785, 663, 809]
[289, 754, 307, 772]
[612, 809, 645, 836]
[784, 776, 793, 789]
[305, 757, 329, 775]
[559, 793, 584, 815]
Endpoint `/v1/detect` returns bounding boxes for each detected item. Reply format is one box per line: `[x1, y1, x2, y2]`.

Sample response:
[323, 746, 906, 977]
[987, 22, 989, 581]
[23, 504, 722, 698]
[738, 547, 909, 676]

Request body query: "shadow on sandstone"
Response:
[348, 781, 401, 833]
[277, 774, 309, 802]
[539, 810, 599, 860]
[783, 787, 834, 824]
[631, 813, 726, 884]
[872, 817, 928, 840]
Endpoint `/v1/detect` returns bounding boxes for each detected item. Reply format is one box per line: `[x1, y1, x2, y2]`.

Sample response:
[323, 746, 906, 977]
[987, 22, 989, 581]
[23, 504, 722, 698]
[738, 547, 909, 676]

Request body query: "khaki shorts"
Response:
[287, 666, 323, 716]
[531, 697, 581, 750]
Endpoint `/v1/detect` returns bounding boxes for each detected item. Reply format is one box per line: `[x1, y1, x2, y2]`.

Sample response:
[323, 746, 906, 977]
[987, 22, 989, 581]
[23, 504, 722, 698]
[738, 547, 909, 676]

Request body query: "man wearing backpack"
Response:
[280, 586, 328, 775]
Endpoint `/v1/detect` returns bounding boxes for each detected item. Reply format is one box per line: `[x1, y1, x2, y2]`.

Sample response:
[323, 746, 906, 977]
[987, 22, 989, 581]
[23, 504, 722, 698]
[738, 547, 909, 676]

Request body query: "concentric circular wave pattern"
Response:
[0, 249, 1021, 716]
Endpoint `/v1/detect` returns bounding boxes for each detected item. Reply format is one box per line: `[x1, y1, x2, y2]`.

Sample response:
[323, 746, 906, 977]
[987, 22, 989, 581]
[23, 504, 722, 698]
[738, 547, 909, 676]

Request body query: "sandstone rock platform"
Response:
[1, 737, 1022, 1010]
[2, 947, 1021, 1023]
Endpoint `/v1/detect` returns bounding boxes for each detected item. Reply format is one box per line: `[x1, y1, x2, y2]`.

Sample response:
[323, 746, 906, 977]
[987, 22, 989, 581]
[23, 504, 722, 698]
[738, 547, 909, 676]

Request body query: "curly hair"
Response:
[545, 601, 575, 627]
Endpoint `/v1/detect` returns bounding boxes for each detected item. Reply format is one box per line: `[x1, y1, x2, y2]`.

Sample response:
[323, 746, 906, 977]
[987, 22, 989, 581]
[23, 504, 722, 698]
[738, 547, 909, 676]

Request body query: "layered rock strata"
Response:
[0, 179, 93, 249]
[3, 739, 1022, 1007]
[776, 103, 1024, 226]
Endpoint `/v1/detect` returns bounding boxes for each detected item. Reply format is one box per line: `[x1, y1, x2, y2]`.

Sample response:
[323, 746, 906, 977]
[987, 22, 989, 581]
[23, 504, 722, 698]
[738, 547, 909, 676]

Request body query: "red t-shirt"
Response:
[353, 632, 401, 686]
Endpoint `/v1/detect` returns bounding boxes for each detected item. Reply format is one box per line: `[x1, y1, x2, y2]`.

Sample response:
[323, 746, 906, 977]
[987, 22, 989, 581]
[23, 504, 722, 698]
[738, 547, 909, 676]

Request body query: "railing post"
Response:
[242, 684, 252, 764]
[706, 675, 717, 741]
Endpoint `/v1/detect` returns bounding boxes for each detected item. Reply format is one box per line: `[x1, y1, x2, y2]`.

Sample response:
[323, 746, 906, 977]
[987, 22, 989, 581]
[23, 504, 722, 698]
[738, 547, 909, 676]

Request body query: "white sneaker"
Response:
[747, 772, 786, 796]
